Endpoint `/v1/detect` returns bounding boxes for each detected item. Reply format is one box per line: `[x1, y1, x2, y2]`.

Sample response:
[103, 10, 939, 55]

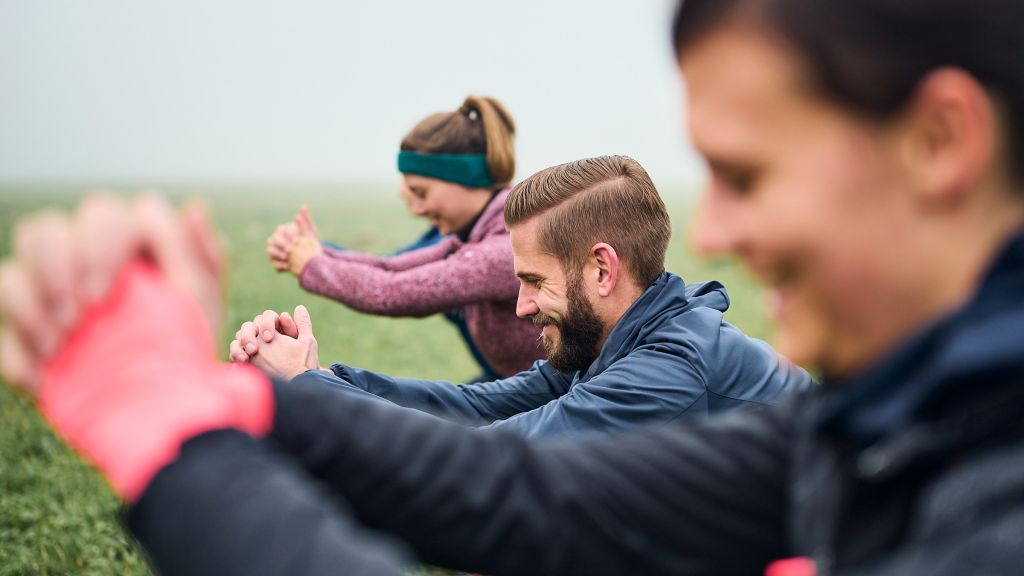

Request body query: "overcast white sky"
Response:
[0, 0, 706, 187]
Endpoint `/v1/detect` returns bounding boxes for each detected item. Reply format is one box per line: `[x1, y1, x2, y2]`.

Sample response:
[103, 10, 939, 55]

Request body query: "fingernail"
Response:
[244, 343, 257, 355]
[262, 330, 272, 342]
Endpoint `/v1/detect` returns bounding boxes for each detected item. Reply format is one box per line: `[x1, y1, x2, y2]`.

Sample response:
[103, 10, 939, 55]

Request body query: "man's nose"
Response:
[516, 289, 538, 319]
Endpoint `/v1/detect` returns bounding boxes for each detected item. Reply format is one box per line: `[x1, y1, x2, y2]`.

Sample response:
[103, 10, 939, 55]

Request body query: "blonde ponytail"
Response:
[462, 95, 516, 187]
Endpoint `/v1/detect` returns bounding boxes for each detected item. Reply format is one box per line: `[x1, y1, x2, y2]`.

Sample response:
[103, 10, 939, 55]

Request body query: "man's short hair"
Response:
[504, 155, 672, 287]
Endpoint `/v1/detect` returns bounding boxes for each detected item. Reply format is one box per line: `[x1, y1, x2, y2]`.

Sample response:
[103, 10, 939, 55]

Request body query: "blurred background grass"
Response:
[0, 182, 771, 575]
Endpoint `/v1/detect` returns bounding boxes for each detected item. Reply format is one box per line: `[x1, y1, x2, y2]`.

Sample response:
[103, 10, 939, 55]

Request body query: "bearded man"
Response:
[232, 155, 812, 438]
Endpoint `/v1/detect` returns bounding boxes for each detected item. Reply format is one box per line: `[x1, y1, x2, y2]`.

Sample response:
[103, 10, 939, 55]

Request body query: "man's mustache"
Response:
[532, 313, 559, 329]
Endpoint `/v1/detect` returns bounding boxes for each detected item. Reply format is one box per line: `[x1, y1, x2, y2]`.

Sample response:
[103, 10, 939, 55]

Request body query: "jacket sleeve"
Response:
[483, 343, 712, 439]
[298, 234, 518, 317]
[289, 361, 573, 426]
[267, 377, 796, 575]
[127, 429, 413, 576]
[319, 236, 459, 272]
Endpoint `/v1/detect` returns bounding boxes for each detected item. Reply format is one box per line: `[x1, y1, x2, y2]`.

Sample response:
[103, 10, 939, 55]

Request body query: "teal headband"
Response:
[397, 151, 496, 188]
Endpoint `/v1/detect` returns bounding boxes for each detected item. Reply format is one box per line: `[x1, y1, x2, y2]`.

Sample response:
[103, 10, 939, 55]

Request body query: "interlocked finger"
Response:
[0, 261, 56, 358]
[75, 193, 137, 304]
[255, 310, 280, 343]
[0, 325, 39, 394]
[238, 321, 260, 356]
[14, 211, 79, 333]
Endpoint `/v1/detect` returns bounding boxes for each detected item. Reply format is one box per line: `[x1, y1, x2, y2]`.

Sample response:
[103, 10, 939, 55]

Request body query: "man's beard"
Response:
[532, 275, 603, 373]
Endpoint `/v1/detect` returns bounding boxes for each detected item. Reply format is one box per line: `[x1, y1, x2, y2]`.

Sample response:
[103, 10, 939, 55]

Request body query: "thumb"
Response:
[276, 312, 300, 339]
[295, 206, 311, 235]
[297, 206, 320, 239]
[293, 305, 314, 340]
[293, 207, 307, 234]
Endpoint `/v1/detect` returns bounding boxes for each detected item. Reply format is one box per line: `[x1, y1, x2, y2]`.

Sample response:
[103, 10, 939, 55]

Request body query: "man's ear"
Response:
[590, 242, 620, 297]
[898, 67, 997, 206]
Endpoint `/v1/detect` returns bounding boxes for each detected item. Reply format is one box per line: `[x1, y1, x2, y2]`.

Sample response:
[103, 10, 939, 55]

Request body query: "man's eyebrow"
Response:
[516, 271, 544, 281]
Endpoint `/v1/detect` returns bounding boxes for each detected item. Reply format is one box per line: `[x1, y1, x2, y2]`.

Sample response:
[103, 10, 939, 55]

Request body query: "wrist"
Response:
[40, 262, 274, 502]
[289, 254, 312, 277]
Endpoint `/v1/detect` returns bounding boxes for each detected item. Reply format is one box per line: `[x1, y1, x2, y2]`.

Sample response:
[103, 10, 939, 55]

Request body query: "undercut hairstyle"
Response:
[504, 155, 672, 287]
[672, 0, 1024, 188]
[400, 95, 517, 188]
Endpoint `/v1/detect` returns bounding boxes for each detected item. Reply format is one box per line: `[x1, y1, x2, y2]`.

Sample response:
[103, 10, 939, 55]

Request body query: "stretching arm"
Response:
[299, 235, 518, 316]
[264, 377, 796, 575]
[292, 361, 572, 426]
[319, 235, 459, 272]
[128, 429, 413, 576]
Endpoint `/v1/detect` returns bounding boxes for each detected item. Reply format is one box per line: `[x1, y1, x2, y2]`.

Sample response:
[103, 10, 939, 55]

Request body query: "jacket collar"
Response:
[576, 272, 729, 381]
[815, 229, 1024, 445]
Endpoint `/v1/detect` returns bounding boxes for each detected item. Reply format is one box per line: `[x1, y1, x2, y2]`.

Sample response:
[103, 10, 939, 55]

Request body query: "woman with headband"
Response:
[266, 96, 544, 380]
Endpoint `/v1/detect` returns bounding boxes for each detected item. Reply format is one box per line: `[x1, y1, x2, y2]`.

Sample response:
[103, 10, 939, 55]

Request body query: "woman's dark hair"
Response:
[672, 0, 1024, 185]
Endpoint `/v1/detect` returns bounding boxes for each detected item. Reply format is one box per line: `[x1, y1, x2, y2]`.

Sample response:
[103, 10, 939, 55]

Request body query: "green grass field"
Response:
[0, 182, 772, 575]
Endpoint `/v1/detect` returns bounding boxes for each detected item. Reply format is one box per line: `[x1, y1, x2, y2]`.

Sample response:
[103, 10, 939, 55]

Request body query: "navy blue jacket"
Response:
[295, 272, 812, 438]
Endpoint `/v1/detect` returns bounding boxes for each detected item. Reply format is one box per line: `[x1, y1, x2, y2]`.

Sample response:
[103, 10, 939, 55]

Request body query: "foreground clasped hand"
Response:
[0, 192, 273, 502]
[0, 193, 224, 392]
[229, 304, 324, 381]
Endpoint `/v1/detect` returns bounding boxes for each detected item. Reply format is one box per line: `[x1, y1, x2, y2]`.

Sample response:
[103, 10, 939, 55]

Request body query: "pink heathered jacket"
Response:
[298, 189, 545, 377]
